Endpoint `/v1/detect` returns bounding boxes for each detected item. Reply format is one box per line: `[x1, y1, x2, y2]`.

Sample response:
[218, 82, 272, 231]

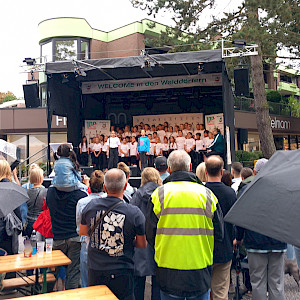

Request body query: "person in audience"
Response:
[205, 156, 237, 300]
[221, 170, 233, 187]
[24, 164, 47, 238]
[146, 150, 223, 299]
[231, 162, 243, 193]
[52, 144, 86, 192]
[131, 167, 162, 300]
[80, 169, 146, 300]
[154, 156, 170, 181]
[76, 170, 106, 288]
[117, 162, 136, 202]
[196, 162, 208, 184]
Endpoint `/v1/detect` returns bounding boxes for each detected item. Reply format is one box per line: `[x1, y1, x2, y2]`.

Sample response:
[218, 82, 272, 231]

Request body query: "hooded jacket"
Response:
[131, 181, 159, 277]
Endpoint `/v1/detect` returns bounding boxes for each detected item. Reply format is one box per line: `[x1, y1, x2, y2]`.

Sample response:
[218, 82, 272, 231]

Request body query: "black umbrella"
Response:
[0, 182, 29, 218]
[225, 150, 300, 248]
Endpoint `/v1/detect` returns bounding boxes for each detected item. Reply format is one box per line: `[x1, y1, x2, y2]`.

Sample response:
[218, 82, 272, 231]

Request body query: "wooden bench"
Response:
[11, 285, 118, 299]
[2, 273, 56, 290]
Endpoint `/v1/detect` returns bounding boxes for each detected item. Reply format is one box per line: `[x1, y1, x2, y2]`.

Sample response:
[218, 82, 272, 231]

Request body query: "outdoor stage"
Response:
[45, 49, 235, 166]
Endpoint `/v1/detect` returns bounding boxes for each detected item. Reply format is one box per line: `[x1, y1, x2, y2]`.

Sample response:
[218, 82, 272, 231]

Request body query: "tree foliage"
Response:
[0, 91, 17, 104]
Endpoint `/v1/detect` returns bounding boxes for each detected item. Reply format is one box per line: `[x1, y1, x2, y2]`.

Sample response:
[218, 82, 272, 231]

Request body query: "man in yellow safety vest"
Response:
[146, 150, 224, 300]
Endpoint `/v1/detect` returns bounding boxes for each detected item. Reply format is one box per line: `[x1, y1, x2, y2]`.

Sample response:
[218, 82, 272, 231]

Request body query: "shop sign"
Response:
[271, 117, 290, 130]
[84, 120, 111, 139]
[82, 74, 222, 94]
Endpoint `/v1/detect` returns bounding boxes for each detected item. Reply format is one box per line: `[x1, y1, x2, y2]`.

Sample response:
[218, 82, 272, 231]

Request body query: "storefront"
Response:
[235, 111, 300, 151]
[0, 107, 67, 163]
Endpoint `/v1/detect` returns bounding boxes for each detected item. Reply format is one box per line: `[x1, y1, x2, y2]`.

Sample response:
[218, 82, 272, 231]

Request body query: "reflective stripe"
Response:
[158, 186, 164, 210]
[156, 227, 214, 236]
[205, 188, 213, 219]
[160, 207, 209, 216]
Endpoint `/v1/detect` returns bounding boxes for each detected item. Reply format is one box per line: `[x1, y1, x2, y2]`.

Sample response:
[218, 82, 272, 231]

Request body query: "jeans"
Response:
[88, 268, 134, 300]
[160, 289, 210, 300]
[53, 237, 81, 290]
[134, 276, 161, 300]
[80, 241, 88, 288]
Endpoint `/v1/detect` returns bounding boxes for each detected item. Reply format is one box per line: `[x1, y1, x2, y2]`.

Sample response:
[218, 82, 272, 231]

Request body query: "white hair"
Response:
[167, 150, 191, 172]
[104, 169, 126, 194]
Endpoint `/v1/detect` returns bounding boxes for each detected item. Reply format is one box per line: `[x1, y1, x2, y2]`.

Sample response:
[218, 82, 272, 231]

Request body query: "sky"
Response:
[0, 0, 242, 98]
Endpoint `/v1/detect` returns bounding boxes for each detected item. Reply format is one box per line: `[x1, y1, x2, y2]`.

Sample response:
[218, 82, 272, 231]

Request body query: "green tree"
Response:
[132, 0, 300, 158]
[2, 94, 17, 103]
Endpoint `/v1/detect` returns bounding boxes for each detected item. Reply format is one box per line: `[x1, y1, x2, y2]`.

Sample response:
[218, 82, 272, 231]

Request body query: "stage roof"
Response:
[45, 49, 223, 81]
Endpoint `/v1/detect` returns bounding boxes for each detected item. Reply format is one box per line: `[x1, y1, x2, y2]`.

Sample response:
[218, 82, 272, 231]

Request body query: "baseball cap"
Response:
[254, 158, 268, 173]
[155, 156, 168, 172]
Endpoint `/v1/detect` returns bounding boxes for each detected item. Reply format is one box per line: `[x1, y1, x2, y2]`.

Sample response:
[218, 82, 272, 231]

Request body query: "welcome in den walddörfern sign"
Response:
[81, 74, 222, 94]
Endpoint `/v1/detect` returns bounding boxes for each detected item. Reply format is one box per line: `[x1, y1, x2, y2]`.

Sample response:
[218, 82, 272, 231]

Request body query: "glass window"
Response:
[55, 40, 77, 61]
[7, 135, 27, 163]
[41, 84, 47, 107]
[41, 41, 53, 62]
[274, 135, 284, 150]
[290, 135, 297, 150]
[79, 40, 89, 60]
[283, 136, 289, 150]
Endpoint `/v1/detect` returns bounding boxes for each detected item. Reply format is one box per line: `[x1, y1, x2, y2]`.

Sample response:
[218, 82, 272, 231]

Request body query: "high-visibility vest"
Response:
[151, 181, 218, 270]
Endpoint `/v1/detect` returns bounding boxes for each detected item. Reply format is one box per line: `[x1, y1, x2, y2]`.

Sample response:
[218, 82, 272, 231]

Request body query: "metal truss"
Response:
[222, 40, 259, 58]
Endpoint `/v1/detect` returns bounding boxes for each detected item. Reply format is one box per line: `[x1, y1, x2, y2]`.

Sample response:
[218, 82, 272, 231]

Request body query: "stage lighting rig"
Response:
[23, 58, 36, 65]
[72, 60, 87, 78]
[140, 50, 160, 72]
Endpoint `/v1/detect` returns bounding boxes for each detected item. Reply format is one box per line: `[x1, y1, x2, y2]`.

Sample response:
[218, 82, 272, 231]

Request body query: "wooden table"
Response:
[0, 250, 71, 293]
[11, 285, 118, 299]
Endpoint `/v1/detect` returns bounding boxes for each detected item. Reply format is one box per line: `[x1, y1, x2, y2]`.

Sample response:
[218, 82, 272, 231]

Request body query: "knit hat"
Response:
[254, 158, 268, 173]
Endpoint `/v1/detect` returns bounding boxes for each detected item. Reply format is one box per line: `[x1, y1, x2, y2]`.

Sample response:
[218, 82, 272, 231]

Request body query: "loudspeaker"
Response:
[81, 166, 94, 177]
[234, 68, 249, 97]
[23, 83, 40, 108]
[238, 128, 248, 144]
[129, 165, 140, 177]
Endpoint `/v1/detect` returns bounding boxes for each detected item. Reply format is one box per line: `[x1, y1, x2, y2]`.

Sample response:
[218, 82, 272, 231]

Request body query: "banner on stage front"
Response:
[205, 113, 224, 135]
[82, 74, 222, 94]
[85, 120, 110, 139]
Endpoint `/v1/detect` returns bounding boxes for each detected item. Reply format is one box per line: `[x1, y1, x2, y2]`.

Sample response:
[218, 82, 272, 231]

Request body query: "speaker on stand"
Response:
[23, 83, 40, 108]
[234, 68, 250, 97]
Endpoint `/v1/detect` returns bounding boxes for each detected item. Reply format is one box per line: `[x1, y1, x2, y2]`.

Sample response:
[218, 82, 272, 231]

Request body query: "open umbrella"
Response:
[0, 182, 29, 218]
[225, 149, 300, 248]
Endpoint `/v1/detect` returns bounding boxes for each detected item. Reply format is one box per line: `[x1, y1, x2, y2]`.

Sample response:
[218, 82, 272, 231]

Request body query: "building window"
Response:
[41, 41, 53, 62]
[79, 40, 89, 60]
[55, 40, 78, 61]
[40, 84, 47, 107]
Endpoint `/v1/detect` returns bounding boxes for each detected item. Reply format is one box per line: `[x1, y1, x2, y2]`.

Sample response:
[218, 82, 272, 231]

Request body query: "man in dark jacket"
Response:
[236, 158, 286, 300]
[146, 150, 224, 300]
[205, 156, 237, 300]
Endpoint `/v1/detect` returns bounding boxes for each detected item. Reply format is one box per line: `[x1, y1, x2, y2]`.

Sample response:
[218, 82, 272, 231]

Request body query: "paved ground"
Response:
[1, 273, 299, 299]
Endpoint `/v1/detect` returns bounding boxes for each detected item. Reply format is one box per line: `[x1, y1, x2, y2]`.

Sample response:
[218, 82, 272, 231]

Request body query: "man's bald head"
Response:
[104, 168, 126, 195]
[205, 155, 224, 177]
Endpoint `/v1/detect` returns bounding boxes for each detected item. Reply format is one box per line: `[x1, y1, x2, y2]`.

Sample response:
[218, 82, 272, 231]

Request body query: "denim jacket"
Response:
[52, 157, 81, 188]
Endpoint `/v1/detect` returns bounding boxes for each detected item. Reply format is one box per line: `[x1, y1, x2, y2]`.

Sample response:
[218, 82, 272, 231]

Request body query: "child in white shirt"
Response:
[154, 137, 163, 157]
[119, 138, 130, 165]
[130, 136, 138, 166]
[162, 136, 170, 157]
[176, 131, 186, 150]
[148, 134, 155, 167]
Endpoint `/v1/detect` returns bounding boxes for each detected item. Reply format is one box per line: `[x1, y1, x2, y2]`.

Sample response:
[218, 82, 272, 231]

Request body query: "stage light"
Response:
[74, 66, 87, 77]
[23, 58, 36, 66]
[141, 58, 153, 72]
[232, 39, 246, 48]
[62, 74, 69, 84]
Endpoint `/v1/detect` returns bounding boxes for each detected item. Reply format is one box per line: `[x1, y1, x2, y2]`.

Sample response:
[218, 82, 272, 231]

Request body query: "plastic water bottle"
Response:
[30, 230, 37, 255]
[24, 237, 33, 257]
